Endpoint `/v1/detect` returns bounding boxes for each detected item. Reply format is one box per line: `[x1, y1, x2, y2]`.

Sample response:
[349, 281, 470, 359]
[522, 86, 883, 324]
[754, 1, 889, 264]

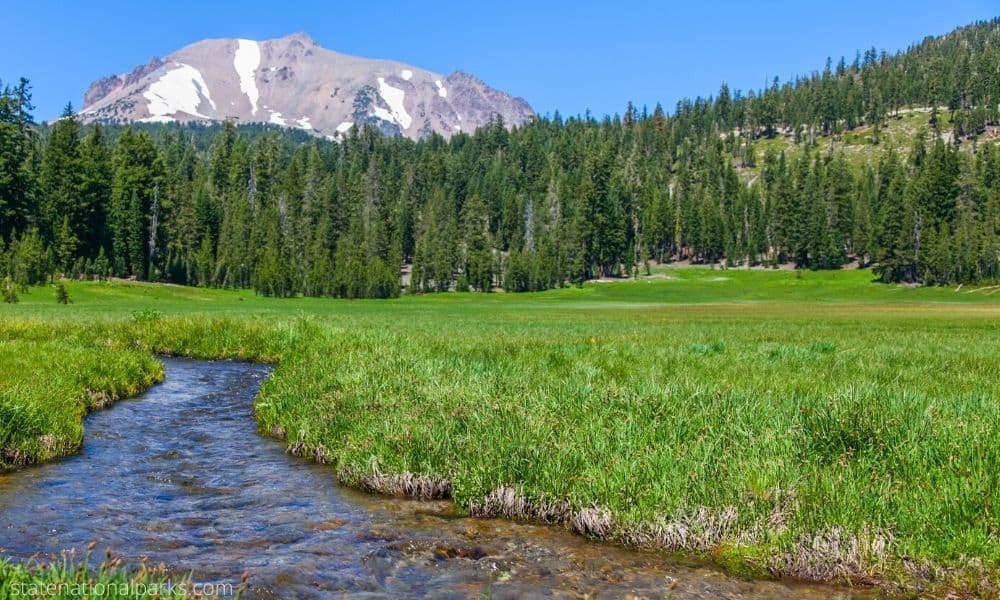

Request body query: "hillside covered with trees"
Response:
[1, 19, 999, 298]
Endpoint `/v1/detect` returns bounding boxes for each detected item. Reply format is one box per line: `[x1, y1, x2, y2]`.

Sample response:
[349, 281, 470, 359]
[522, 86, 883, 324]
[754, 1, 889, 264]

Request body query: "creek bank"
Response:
[276, 431, 993, 597]
[0, 357, 858, 598]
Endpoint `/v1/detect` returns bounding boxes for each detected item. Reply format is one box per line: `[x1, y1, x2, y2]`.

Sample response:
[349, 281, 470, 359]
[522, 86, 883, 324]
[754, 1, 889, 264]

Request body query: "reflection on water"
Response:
[0, 358, 867, 598]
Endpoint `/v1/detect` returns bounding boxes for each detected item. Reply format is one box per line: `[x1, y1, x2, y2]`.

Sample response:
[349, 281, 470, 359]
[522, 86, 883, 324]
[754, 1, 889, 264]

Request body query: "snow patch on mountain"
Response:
[401, 69, 413, 81]
[141, 63, 215, 121]
[297, 116, 312, 129]
[234, 39, 261, 115]
[376, 77, 412, 130]
[336, 121, 354, 133]
[269, 111, 286, 126]
[435, 80, 447, 98]
[371, 106, 394, 124]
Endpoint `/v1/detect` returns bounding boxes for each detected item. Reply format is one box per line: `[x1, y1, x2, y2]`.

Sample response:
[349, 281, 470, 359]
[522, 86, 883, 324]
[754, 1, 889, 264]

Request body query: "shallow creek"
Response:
[0, 358, 868, 598]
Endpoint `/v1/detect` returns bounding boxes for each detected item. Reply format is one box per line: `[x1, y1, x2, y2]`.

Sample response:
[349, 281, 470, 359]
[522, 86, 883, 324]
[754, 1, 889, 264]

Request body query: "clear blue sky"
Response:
[3, 1, 997, 121]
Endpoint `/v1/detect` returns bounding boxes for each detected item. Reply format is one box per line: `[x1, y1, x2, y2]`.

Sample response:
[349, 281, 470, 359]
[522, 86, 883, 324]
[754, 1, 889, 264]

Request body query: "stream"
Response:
[0, 358, 865, 598]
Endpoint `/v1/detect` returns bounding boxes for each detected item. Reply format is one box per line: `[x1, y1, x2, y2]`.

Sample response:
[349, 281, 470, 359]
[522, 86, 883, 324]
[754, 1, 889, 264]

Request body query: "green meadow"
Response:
[2, 268, 999, 593]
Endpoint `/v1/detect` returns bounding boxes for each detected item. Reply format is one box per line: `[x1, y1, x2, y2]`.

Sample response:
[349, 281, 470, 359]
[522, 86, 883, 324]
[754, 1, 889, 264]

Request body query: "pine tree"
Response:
[109, 129, 163, 277]
[39, 104, 82, 250]
[0, 79, 37, 244]
[195, 235, 215, 287]
[10, 228, 49, 286]
[2, 279, 17, 304]
[77, 124, 112, 258]
[461, 194, 493, 291]
[55, 281, 71, 304]
[93, 247, 111, 281]
[54, 215, 78, 274]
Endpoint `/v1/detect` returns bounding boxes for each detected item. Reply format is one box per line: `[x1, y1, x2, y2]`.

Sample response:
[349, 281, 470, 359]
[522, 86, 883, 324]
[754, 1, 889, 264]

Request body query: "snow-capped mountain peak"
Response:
[79, 33, 534, 139]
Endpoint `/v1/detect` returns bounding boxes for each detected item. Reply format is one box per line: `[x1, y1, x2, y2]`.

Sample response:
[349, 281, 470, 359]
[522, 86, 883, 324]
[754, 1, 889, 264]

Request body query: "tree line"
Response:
[1, 19, 998, 297]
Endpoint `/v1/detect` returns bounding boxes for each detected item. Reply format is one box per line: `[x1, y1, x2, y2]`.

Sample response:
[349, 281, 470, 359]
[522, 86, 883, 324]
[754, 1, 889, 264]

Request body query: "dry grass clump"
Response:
[349, 469, 453, 500]
[769, 527, 892, 584]
[469, 486, 573, 524]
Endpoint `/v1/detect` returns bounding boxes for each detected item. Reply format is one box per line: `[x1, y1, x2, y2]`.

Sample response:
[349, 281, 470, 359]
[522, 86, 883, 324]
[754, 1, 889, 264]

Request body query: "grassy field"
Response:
[1, 268, 998, 593]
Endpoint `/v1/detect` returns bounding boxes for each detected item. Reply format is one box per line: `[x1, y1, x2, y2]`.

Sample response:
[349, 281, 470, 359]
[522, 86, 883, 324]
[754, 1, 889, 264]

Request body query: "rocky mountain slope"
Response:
[79, 33, 534, 139]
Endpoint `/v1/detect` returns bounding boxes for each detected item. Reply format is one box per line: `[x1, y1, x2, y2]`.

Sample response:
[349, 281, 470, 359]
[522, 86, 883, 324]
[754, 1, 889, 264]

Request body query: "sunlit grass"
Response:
[1, 268, 998, 591]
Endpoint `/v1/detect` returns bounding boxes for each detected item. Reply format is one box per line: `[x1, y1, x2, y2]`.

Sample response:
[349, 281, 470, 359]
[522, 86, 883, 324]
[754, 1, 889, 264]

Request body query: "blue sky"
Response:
[2, 1, 997, 121]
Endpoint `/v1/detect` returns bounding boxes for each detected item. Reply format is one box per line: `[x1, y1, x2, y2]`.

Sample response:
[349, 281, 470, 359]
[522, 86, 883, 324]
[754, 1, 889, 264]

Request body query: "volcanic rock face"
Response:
[79, 33, 534, 140]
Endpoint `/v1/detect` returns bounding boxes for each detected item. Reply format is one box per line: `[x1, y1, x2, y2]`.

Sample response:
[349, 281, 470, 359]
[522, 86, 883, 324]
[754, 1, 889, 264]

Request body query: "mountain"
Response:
[78, 33, 534, 140]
